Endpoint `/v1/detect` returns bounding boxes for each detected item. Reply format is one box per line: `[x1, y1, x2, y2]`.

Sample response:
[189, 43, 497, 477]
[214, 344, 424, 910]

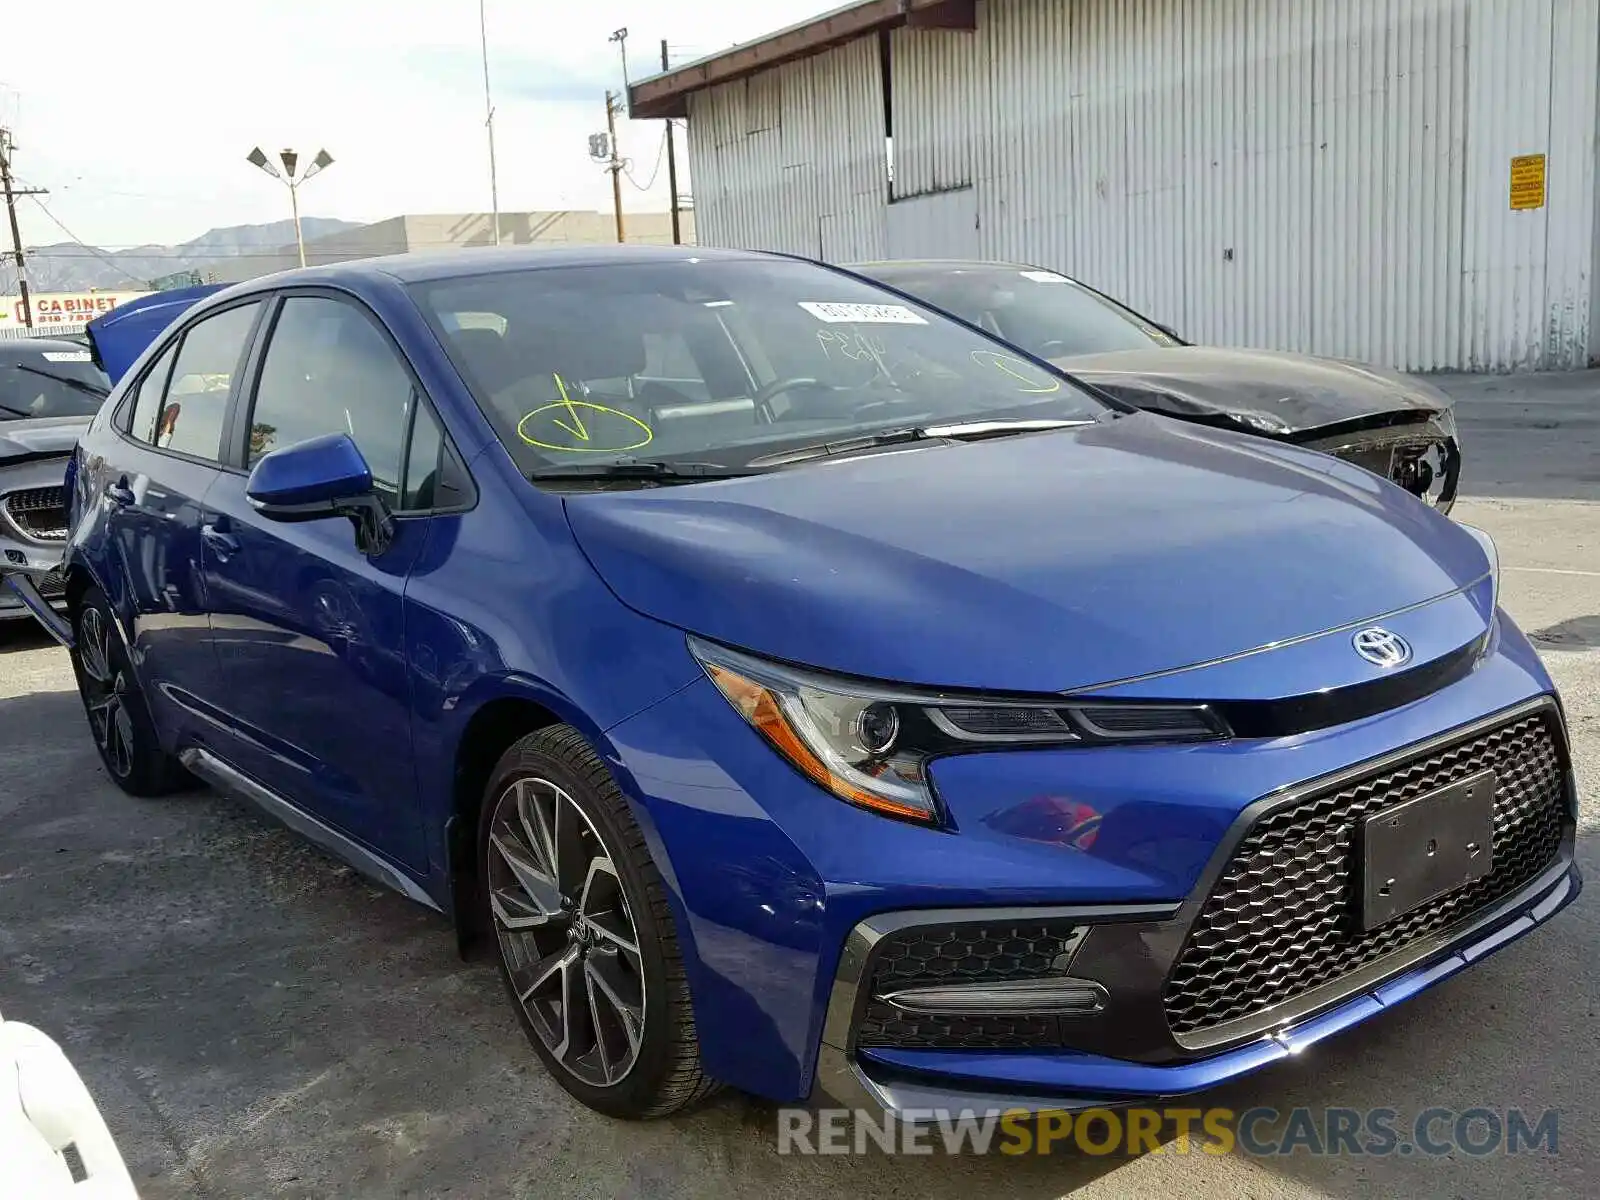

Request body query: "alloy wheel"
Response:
[486, 776, 646, 1087]
[78, 607, 134, 780]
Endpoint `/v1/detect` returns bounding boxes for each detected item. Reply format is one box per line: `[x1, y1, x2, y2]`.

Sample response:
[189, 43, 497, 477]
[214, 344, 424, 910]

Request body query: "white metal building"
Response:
[632, 0, 1600, 372]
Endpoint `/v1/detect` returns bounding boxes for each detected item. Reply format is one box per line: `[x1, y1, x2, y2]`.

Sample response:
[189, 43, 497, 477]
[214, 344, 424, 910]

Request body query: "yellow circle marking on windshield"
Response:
[970, 350, 1062, 394]
[518, 401, 654, 452]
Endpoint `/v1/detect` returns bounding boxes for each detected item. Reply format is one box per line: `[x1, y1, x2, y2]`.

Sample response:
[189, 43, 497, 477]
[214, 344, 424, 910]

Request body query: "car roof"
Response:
[217, 243, 784, 298]
[847, 259, 1035, 273]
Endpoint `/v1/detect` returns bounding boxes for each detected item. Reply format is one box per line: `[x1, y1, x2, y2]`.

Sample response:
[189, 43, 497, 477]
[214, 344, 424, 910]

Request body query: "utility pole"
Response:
[605, 91, 626, 243]
[479, 0, 501, 245]
[0, 127, 48, 331]
[661, 40, 682, 245]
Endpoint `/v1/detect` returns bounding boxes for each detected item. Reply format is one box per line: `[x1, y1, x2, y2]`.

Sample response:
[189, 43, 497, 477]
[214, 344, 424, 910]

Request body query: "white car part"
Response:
[0, 1010, 138, 1198]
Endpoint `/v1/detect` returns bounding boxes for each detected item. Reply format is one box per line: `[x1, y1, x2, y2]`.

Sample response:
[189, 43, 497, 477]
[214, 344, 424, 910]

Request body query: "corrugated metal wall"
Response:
[687, 37, 887, 262]
[684, 0, 1600, 372]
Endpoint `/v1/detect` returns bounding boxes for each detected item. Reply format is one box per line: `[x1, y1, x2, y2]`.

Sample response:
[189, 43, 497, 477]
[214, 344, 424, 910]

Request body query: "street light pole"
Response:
[247, 146, 334, 269]
[287, 176, 305, 268]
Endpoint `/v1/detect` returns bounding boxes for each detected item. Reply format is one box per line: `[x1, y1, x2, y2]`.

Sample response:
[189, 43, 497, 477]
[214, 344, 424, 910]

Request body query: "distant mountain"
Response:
[19, 218, 366, 292]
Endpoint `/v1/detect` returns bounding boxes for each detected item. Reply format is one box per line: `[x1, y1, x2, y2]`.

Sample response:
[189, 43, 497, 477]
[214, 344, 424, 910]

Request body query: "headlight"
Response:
[1433, 404, 1459, 441]
[689, 637, 1230, 825]
[1458, 522, 1500, 615]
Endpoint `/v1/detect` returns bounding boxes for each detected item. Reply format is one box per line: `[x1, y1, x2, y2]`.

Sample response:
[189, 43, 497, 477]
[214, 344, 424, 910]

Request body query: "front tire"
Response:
[69, 586, 192, 797]
[479, 725, 718, 1118]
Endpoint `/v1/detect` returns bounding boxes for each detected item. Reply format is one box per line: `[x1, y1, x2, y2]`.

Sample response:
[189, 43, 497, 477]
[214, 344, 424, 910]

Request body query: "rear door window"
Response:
[155, 303, 263, 461]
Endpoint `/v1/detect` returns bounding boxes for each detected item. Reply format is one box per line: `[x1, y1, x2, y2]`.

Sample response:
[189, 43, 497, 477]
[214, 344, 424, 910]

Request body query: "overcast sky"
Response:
[3, 0, 823, 253]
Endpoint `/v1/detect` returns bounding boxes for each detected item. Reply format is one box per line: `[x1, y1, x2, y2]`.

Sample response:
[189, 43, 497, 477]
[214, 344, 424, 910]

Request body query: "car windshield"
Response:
[0, 347, 110, 420]
[862, 265, 1182, 360]
[408, 258, 1109, 476]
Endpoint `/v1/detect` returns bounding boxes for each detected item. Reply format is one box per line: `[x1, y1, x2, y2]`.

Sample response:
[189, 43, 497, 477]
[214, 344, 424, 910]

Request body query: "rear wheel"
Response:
[479, 725, 718, 1118]
[69, 586, 191, 797]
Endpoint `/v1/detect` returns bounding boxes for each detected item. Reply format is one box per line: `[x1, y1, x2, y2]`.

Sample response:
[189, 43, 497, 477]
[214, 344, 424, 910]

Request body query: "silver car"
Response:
[0, 337, 107, 622]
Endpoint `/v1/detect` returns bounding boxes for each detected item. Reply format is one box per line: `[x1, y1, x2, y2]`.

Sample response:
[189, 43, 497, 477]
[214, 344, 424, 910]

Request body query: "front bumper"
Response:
[0, 567, 69, 631]
[813, 854, 1579, 1119]
[606, 606, 1572, 1106]
[807, 692, 1578, 1117]
[1, 454, 71, 631]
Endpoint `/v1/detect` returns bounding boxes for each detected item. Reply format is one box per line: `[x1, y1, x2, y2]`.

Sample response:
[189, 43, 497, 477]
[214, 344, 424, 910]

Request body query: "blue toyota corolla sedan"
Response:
[53, 245, 1578, 1121]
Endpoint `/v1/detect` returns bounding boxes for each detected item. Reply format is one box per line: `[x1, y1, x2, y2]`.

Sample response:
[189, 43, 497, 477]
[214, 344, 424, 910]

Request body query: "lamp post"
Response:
[247, 146, 334, 268]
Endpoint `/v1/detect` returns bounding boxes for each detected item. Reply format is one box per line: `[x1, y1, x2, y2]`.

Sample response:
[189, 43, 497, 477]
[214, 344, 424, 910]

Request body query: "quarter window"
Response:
[126, 342, 177, 443]
[155, 303, 262, 461]
[402, 405, 445, 511]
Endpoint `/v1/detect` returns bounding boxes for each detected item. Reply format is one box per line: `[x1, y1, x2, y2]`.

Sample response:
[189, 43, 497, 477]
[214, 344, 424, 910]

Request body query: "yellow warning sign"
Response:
[1510, 154, 1546, 211]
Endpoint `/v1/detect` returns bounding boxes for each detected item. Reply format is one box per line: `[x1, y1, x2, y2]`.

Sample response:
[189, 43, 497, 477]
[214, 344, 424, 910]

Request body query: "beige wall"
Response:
[198, 210, 696, 285]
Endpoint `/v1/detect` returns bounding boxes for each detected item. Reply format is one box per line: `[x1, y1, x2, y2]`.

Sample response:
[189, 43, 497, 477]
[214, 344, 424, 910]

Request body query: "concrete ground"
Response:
[1, 371, 1597, 1198]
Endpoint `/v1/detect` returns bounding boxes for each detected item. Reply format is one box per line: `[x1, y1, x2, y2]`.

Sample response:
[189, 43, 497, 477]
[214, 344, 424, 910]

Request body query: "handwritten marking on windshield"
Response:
[969, 350, 1062, 394]
[518, 400, 654, 453]
[815, 328, 887, 363]
[549, 373, 590, 441]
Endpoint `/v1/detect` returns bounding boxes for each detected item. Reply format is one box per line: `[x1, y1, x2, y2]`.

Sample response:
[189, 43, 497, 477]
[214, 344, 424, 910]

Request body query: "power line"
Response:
[24, 196, 154, 286]
[622, 129, 669, 192]
[1, 125, 48, 327]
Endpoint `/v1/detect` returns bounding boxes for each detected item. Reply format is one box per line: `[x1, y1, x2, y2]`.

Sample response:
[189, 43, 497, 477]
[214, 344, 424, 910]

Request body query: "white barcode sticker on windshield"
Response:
[41, 351, 92, 362]
[1019, 270, 1071, 283]
[798, 301, 927, 325]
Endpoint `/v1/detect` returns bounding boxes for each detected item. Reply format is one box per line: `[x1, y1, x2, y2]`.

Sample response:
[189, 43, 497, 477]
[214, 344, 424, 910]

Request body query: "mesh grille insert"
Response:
[1164, 711, 1566, 1037]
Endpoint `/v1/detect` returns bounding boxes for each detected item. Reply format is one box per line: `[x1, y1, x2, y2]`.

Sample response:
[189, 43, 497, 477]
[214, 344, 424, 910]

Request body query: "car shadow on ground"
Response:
[0, 678, 1593, 1199]
[0, 620, 59, 653]
[1529, 615, 1600, 652]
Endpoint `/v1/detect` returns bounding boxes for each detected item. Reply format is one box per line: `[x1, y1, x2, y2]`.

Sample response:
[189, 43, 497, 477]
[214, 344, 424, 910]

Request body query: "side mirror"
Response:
[245, 433, 395, 553]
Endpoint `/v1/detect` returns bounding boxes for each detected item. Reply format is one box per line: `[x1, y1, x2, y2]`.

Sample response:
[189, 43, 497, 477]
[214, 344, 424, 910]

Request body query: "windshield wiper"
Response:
[528, 459, 759, 483]
[746, 427, 930, 467]
[922, 417, 1096, 439]
[747, 418, 1093, 468]
[14, 364, 110, 400]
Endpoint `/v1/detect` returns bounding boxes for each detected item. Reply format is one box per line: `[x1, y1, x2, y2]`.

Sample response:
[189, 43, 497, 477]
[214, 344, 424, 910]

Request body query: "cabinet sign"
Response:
[0, 291, 152, 328]
[1510, 154, 1546, 211]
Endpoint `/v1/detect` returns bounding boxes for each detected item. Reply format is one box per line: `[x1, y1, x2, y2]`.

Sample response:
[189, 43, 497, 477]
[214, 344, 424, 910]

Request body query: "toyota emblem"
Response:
[1352, 627, 1412, 669]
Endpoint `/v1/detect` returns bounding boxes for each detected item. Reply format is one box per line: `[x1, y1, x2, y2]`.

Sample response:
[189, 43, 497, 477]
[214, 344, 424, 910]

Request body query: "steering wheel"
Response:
[753, 377, 824, 423]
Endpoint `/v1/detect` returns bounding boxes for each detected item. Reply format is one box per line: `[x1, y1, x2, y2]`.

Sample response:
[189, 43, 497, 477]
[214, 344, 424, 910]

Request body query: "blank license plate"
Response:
[1359, 769, 1496, 930]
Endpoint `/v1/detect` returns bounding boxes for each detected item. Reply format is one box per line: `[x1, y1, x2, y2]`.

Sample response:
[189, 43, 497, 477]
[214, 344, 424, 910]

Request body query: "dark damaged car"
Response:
[0, 337, 110, 621]
[851, 260, 1461, 513]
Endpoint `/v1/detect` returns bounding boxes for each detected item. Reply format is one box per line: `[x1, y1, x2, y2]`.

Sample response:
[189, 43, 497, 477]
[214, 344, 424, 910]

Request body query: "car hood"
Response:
[1052, 346, 1450, 437]
[0, 416, 88, 462]
[562, 413, 1489, 694]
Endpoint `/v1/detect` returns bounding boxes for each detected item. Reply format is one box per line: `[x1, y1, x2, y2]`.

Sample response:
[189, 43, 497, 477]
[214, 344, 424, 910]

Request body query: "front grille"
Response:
[857, 921, 1083, 1049]
[1, 485, 69, 542]
[1164, 711, 1567, 1038]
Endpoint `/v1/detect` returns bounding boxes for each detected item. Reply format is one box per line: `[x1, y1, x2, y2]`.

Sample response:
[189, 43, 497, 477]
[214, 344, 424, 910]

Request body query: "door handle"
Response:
[106, 479, 135, 507]
[201, 523, 241, 560]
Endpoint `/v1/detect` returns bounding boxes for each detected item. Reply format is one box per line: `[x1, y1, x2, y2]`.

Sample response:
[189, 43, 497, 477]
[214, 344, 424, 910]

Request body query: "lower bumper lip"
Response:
[812, 857, 1580, 1121]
